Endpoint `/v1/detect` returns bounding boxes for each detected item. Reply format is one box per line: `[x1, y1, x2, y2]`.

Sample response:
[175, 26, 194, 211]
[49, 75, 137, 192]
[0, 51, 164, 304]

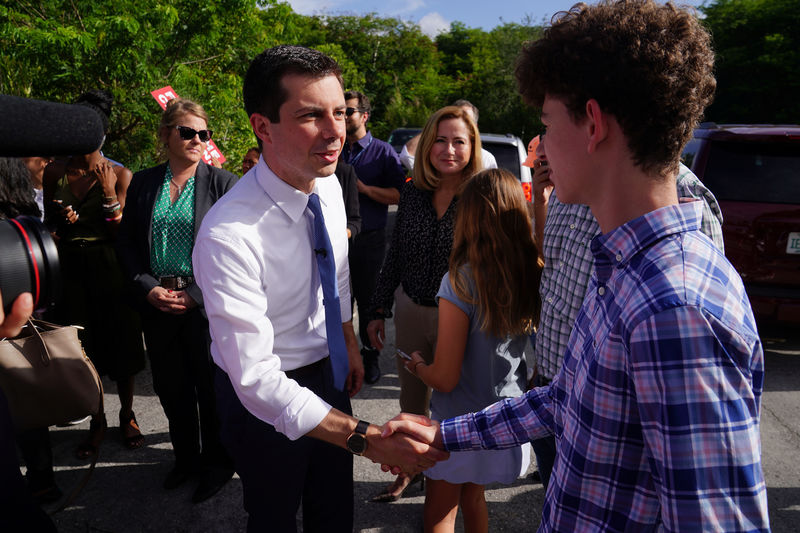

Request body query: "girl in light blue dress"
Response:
[404, 168, 543, 532]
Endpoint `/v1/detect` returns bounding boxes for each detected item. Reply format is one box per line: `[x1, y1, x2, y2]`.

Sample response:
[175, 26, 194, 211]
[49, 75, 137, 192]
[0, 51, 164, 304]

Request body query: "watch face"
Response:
[347, 433, 367, 455]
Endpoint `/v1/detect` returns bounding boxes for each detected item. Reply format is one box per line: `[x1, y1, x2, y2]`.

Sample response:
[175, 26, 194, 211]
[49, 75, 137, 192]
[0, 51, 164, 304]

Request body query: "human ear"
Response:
[249, 113, 272, 146]
[158, 126, 171, 148]
[584, 99, 608, 154]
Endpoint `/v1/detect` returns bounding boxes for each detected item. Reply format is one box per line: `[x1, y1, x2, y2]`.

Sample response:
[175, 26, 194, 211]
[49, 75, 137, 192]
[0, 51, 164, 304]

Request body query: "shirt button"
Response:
[570, 223, 576, 230]
[598, 287, 606, 296]
[547, 297, 553, 303]
[615, 253, 623, 262]
[593, 340, 597, 348]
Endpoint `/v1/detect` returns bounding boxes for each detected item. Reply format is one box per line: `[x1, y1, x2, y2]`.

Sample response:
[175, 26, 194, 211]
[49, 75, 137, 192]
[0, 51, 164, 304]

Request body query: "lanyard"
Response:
[348, 136, 373, 166]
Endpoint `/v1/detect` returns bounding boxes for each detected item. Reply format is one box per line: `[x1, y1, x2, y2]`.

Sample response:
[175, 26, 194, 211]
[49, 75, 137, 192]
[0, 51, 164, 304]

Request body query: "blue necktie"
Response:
[307, 193, 349, 391]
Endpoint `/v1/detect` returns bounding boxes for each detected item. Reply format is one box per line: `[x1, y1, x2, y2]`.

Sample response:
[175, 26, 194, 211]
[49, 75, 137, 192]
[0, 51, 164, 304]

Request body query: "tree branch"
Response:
[181, 54, 223, 66]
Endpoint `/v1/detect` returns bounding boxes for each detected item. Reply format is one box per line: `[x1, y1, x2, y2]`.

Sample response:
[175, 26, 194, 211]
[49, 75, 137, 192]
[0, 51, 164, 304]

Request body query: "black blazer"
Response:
[335, 160, 361, 240]
[117, 161, 238, 310]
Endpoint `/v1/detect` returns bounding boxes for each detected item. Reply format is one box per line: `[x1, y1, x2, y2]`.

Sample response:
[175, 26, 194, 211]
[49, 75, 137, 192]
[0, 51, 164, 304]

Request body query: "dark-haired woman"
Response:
[0, 157, 41, 219]
[0, 157, 57, 528]
[43, 89, 146, 460]
[117, 98, 237, 503]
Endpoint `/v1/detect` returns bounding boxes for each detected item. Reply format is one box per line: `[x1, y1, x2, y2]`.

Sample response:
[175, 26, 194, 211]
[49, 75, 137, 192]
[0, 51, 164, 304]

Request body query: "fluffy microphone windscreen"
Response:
[0, 94, 105, 157]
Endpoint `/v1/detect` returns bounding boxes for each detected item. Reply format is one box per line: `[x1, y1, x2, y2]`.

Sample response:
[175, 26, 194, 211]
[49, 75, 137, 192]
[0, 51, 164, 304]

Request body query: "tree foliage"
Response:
[440, 22, 545, 139]
[1, 0, 272, 170]
[701, 0, 800, 123]
[2, 0, 792, 173]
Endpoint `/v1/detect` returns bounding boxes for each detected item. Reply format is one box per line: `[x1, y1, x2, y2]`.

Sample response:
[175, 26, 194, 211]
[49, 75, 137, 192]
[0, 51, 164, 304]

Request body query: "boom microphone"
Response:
[0, 94, 105, 157]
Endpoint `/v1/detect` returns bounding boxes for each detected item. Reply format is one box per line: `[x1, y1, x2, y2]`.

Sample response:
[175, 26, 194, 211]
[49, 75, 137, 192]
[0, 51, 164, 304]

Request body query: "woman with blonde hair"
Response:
[402, 168, 542, 532]
[117, 97, 238, 503]
[367, 105, 482, 501]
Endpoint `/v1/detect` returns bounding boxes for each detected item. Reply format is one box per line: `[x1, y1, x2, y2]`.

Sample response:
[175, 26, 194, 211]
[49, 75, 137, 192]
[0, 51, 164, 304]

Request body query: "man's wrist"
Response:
[346, 419, 371, 456]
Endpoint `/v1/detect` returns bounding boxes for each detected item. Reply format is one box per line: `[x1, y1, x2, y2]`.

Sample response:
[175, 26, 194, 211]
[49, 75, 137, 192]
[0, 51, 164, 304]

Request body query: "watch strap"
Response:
[354, 419, 369, 436]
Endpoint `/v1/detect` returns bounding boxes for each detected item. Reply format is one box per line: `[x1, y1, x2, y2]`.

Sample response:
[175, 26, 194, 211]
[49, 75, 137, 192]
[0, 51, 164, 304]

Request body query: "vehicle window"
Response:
[387, 129, 421, 153]
[703, 140, 800, 204]
[681, 138, 702, 169]
[482, 143, 521, 180]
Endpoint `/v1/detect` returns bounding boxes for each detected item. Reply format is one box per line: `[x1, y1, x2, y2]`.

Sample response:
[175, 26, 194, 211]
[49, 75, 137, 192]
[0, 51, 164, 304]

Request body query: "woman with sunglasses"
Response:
[117, 98, 238, 503]
[43, 89, 147, 461]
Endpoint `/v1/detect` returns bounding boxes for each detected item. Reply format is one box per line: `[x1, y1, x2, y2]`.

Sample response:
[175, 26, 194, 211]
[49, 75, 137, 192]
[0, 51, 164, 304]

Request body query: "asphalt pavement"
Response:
[31, 320, 800, 532]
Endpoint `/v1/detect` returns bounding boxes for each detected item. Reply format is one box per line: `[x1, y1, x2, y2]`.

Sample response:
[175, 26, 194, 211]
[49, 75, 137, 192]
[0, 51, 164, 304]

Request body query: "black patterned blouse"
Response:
[369, 180, 457, 316]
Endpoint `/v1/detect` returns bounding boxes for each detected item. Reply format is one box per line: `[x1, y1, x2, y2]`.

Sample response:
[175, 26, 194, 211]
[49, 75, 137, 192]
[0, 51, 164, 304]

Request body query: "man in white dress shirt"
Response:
[192, 45, 447, 532]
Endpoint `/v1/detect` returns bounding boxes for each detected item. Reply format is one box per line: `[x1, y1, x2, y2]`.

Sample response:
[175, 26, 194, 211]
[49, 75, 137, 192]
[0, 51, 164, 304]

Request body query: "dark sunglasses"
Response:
[345, 107, 362, 117]
[175, 125, 213, 142]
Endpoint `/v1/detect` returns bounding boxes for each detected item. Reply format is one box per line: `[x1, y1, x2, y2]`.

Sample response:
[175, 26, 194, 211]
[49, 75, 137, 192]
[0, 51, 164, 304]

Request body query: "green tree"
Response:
[437, 20, 545, 141]
[1, 0, 277, 171]
[296, 14, 449, 138]
[1, 1, 551, 165]
[701, 0, 800, 123]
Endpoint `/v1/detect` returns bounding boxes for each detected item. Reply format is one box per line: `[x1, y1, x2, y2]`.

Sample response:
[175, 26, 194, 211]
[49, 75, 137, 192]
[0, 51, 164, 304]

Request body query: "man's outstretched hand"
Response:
[362, 414, 448, 476]
[375, 413, 446, 476]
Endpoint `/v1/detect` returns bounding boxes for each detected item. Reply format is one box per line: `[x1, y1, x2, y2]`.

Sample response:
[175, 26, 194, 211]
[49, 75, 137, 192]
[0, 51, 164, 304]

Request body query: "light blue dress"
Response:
[425, 270, 531, 484]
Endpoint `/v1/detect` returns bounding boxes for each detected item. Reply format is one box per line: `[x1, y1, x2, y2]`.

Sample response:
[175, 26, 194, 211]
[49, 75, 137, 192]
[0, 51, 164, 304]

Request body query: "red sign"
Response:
[149, 86, 226, 165]
[150, 86, 178, 110]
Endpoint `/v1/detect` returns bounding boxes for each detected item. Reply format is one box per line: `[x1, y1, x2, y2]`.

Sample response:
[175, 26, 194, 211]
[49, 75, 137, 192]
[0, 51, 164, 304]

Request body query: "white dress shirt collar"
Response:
[257, 161, 333, 223]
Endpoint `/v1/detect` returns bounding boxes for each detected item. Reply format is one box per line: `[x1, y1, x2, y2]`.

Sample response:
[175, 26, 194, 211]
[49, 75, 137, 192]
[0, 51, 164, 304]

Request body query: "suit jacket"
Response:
[117, 161, 238, 310]
[335, 160, 361, 240]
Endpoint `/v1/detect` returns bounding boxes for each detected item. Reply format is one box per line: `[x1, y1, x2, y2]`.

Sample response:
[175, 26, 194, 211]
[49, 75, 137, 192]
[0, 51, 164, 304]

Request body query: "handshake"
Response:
[363, 413, 450, 476]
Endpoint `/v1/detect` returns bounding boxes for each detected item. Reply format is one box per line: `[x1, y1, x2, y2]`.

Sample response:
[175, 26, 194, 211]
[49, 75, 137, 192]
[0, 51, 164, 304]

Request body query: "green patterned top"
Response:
[150, 164, 195, 277]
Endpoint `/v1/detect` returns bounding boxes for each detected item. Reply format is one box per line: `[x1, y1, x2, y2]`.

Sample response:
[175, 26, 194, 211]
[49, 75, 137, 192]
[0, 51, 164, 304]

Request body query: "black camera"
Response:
[0, 94, 105, 315]
[0, 216, 61, 314]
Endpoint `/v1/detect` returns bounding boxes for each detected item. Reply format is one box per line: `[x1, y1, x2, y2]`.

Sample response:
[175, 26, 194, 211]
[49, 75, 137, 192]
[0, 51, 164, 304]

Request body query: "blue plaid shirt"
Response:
[441, 201, 769, 532]
[534, 164, 725, 380]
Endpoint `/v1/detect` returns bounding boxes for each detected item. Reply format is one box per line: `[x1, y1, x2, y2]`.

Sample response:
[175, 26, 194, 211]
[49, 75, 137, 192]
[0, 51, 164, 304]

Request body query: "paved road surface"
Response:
[34, 320, 800, 532]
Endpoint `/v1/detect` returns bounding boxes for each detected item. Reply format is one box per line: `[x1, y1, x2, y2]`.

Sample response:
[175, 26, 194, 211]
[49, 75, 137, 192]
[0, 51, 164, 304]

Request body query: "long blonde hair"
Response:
[449, 169, 542, 337]
[413, 105, 482, 192]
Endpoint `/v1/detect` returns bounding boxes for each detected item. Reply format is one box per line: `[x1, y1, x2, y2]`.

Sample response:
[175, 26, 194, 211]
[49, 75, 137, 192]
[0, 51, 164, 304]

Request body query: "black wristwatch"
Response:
[346, 420, 370, 456]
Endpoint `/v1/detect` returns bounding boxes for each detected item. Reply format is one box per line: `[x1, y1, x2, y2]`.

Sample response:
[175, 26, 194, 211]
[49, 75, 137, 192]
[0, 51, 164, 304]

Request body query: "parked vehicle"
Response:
[681, 123, 800, 324]
[387, 128, 422, 154]
[480, 133, 532, 184]
[387, 128, 532, 184]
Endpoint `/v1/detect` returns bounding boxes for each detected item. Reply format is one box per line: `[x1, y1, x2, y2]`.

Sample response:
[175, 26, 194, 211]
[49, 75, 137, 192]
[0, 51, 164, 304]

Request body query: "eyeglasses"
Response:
[345, 107, 362, 117]
[175, 125, 213, 142]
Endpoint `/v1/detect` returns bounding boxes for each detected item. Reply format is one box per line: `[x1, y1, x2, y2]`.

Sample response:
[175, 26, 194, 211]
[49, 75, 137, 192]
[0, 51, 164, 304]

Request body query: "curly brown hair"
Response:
[449, 169, 542, 337]
[515, 0, 716, 177]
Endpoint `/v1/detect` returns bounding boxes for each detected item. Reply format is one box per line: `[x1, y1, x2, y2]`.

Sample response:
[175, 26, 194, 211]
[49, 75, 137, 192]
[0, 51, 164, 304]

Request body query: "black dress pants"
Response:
[141, 308, 229, 472]
[214, 359, 354, 533]
[349, 228, 386, 348]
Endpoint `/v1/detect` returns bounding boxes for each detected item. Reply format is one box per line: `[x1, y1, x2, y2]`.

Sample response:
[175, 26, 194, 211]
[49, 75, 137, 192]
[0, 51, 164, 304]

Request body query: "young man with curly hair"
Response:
[384, 1, 770, 530]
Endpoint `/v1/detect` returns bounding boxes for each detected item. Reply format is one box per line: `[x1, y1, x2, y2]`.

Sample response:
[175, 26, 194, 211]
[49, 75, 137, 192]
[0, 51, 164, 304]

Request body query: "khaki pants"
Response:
[393, 287, 439, 416]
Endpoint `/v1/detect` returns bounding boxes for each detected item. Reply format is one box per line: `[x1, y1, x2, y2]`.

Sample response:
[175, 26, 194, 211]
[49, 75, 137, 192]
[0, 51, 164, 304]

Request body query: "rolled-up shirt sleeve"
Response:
[193, 232, 332, 441]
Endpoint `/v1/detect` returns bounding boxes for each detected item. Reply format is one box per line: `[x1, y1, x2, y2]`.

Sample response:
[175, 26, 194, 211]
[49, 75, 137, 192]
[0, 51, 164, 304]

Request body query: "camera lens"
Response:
[0, 216, 61, 314]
